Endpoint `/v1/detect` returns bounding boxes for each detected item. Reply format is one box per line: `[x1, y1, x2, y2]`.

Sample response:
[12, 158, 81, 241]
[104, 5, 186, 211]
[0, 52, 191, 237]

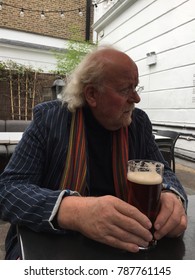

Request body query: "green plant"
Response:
[53, 25, 96, 75]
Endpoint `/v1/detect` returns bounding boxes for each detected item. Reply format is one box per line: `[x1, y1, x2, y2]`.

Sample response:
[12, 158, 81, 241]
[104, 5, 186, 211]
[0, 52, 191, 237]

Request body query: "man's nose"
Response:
[127, 92, 141, 103]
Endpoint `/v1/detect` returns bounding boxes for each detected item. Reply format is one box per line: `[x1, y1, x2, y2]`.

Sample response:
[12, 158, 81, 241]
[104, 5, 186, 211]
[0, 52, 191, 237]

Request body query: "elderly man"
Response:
[0, 46, 187, 259]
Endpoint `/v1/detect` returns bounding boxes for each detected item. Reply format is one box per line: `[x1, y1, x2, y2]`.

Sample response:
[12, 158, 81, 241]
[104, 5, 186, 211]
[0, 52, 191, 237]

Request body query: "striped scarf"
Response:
[60, 108, 129, 201]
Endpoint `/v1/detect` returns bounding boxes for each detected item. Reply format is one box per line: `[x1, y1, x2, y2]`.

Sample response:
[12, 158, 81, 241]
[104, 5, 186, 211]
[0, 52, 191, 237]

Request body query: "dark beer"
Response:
[127, 171, 162, 223]
[127, 160, 164, 250]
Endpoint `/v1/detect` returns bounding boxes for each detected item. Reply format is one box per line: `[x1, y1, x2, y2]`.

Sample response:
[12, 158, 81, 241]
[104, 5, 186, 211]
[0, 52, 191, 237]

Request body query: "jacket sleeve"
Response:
[0, 101, 74, 232]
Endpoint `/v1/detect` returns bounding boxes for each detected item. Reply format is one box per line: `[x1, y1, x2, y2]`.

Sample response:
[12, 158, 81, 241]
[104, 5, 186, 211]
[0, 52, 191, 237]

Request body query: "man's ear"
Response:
[84, 84, 97, 107]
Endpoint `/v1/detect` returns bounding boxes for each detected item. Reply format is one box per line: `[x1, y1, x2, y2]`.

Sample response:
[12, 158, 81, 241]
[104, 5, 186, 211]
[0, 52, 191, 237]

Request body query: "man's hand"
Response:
[154, 192, 187, 240]
[57, 195, 153, 252]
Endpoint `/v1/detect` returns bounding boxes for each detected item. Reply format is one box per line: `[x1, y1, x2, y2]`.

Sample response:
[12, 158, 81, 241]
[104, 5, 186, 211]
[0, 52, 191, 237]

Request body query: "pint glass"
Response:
[127, 160, 164, 250]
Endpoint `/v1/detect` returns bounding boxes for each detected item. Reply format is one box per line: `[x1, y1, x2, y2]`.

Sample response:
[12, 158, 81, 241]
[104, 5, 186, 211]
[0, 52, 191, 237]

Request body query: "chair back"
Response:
[156, 130, 180, 148]
[156, 130, 180, 172]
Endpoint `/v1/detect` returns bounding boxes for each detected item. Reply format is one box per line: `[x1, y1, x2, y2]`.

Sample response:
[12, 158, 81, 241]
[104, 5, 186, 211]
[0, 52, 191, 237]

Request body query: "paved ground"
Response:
[175, 158, 195, 195]
[0, 221, 9, 260]
[0, 159, 195, 259]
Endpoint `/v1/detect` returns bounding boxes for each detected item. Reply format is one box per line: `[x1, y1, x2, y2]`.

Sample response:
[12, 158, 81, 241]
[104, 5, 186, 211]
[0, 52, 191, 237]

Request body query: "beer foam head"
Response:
[127, 171, 162, 185]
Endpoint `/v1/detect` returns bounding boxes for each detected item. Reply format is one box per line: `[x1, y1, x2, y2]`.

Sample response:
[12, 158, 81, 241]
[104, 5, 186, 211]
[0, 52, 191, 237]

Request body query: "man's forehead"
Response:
[105, 58, 138, 81]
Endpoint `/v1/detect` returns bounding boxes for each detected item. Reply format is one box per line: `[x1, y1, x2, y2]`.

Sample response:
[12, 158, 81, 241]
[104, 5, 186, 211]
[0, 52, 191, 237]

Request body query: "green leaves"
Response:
[54, 40, 95, 75]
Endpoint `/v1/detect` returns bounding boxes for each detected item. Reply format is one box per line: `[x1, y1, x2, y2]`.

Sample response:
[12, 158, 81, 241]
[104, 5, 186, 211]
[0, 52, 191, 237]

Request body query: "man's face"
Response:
[88, 52, 141, 131]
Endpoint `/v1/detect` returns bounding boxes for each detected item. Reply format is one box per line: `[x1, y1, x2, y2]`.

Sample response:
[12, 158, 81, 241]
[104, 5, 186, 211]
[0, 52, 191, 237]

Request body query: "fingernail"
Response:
[146, 221, 152, 229]
[155, 223, 160, 230]
[155, 233, 160, 240]
[133, 245, 139, 252]
[140, 243, 148, 249]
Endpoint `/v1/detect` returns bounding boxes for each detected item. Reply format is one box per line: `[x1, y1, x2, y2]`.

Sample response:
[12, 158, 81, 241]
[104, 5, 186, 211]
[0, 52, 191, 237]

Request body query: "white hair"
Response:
[62, 45, 118, 112]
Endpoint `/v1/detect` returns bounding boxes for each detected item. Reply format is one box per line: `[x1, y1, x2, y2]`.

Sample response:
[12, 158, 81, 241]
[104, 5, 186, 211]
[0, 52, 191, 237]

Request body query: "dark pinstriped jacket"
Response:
[0, 100, 187, 259]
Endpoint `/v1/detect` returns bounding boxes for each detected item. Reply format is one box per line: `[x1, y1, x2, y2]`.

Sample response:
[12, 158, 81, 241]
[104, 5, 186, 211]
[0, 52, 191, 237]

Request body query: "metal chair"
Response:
[156, 130, 180, 172]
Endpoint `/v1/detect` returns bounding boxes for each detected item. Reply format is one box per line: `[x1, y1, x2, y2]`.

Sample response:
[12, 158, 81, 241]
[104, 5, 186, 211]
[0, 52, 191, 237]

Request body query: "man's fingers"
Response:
[115, 199, 152, 229]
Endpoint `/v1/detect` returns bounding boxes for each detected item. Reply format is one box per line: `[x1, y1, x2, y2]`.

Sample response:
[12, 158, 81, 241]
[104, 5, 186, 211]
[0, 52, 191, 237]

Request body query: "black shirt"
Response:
[83, 107, 115, 196]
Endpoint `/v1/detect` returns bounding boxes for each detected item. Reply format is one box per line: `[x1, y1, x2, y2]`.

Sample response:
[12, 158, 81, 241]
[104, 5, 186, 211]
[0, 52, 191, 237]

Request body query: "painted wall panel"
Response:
[93, 0, 195, 159]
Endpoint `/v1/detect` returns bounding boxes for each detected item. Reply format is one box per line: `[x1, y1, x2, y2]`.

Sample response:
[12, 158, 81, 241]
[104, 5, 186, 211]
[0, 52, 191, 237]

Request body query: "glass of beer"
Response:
[127, 159, 164, 250]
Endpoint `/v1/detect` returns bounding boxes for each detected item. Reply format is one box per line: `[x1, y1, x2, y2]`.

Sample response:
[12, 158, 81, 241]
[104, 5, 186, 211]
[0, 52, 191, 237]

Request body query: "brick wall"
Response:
[0, 0, 93, 41]
[0, 1, 94, 119]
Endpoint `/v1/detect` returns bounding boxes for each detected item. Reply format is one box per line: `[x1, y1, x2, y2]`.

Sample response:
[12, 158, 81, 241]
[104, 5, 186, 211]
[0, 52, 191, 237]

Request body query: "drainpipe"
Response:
[85, 0, 91, 41]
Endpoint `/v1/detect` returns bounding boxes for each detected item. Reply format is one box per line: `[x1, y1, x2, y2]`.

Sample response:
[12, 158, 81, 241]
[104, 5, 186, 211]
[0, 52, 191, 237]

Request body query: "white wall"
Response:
[93, 0, 195, 160]
[0, 28, 68, 72]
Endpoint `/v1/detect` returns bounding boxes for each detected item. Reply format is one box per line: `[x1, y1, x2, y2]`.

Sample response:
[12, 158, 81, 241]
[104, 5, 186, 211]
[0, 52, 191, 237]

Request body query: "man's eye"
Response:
[120, 87, 130, 95]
